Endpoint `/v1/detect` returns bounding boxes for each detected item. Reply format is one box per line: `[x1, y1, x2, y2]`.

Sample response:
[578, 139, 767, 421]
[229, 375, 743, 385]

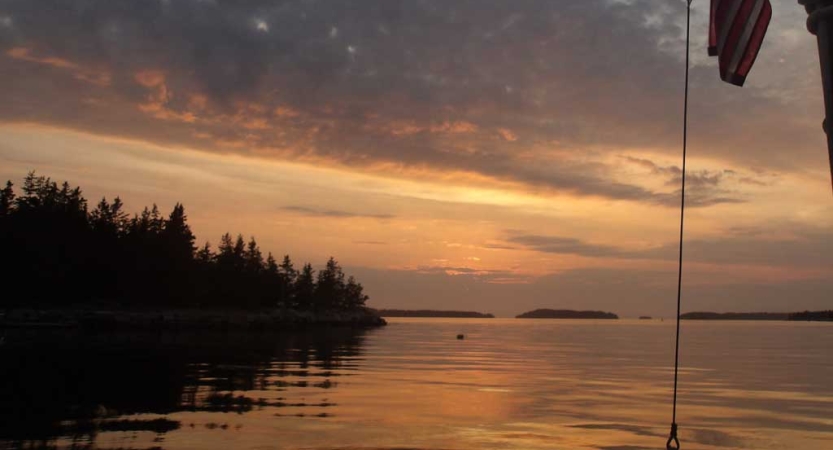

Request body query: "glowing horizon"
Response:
[1, 0, 831, 317]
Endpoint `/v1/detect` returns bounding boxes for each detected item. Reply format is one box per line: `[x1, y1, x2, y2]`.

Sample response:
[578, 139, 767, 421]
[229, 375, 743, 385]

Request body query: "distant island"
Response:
[0, 172, 385, 329]
[680, 312, 788, 320]
[639, 316, 652, 320]
[681, 311, 832, 322]
[516, 309, 618, 319]
[788, 310, 833, 321]
[375, 309, 495, 318]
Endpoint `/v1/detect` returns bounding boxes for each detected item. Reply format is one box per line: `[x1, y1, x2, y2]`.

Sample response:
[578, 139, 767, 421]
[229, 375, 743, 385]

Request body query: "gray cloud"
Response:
[0, 0, 822, 204]
[622, 156, 750, 207]
[281, 205, 394, 219]
[506, 234, 625, 258]
[505, 223, 833, 268]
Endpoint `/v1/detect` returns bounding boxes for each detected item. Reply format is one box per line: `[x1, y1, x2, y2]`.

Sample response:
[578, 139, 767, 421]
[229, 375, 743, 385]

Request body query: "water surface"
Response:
[1, 318, 831, 449]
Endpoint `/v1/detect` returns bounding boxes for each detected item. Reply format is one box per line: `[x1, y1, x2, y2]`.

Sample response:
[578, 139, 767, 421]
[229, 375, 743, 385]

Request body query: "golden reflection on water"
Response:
[2, 319, 831, 450]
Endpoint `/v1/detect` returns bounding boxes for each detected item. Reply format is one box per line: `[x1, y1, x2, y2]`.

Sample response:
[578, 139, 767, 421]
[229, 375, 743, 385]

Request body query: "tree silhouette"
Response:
[163, 203, 196, 262]
[0, 181, 15, 216]
[315, 257, 345, 311]
[295, 264, 316, 311]
[196, 242, 214, 264]
[344, 276, 369, 309]
[244, 237, 264, 274]
[90, 197, 128, 236]
[0, 172, 372, 313]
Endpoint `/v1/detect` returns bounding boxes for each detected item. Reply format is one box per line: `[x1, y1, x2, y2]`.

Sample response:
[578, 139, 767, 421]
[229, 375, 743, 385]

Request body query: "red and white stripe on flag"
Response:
[708, 0, 772, 87]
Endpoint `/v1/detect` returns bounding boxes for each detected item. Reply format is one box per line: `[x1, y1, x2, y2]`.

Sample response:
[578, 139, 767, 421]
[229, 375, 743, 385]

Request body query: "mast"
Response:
[800, 0, 833, 192]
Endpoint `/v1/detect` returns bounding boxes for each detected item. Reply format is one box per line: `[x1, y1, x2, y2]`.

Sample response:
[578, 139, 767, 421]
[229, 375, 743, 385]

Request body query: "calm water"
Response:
[1, 318, 831, 450]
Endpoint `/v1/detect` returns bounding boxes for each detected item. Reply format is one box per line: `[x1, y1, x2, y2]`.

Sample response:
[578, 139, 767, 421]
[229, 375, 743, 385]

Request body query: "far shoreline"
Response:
[681, 311, 833, 322]
[516, 309, 618, 319]
[0, 307, 387, 331]
[375, 309, 494, 318]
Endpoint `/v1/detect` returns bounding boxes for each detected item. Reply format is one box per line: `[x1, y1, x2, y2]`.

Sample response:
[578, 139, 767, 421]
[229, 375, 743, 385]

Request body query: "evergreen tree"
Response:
[163, 203, 196, 261]
[295, 263, 316, 311]
[278, 255, 297, 307]
[90, 197, 128, 236]
[233, 234, 246, 267]
[196, 242, 214, 264]
[129, 208, 150, 235]
[149, 204, 164, 234]
[18, 171, 45, 211]
[279, 255, 297, 283]
[264, 253, 282, 308]
[266, 253, 278, 274]
[65, 185, 87, 219]
[344, 276, 368, 309]
[90, 197, 113, 233]
[217, 233, 245, 270]
[244, 237, 264, 273]
[315, 257, 345, 311]
[217, 233, 234, 260]
[0, 181, 14, 216]
[0, 172, 372, 313]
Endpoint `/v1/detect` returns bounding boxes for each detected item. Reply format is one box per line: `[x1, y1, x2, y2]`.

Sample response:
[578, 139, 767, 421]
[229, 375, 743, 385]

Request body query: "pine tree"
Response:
[278, 255, 297, 306]
[110, 197, 129, 235]
[315, 257, 345, 311]
[0, 181, 14, 216]
[163, 203, 196, 260]
[90, 197, 114, 234]
[266, 253, 279, 274]
[244, 237, 264, 273]
[263, 253, 281, 308]
[295, 263, 316, 311]
[132, 207, 152, 235]
[66, 185, 87, 219]
[196, 242, 214, 264]
[18, 171, 44, 210]
[218, 233, 234, 257]
[149, 204, 164, 234]
[0, 171, 375, 313]
[233, 234, 246, 266]
[279, 255, 297, 283]
[344, 276, 368, 309]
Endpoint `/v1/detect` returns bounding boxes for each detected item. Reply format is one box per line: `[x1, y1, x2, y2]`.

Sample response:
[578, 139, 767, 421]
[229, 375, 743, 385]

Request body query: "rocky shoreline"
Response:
[0, 307, 387, 331]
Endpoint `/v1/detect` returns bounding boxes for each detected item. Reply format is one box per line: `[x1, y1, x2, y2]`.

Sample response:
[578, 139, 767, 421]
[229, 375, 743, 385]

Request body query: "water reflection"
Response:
[1, 320, 831, 450]
[0, 328, 369, 449]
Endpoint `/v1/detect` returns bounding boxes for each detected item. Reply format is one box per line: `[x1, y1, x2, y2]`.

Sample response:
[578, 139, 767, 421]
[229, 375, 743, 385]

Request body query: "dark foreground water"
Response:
[1, 318, 831, 450]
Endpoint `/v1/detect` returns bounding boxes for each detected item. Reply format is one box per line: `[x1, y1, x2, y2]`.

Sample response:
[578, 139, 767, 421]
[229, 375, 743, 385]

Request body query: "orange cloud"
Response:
[382, 120, 479, 137]
[134, 70, 197, 123]
[273, 106, 300, 118]
[7, 47, 76, 69]
[134, 70, 166, 88]
[6, 47, 111, 86]
[497, 128, 518, 142]
[241, 117, 271, 130]
[188, 94, 209, 111]
[389, 121, 424, 136]
[430, 120, 478, 134]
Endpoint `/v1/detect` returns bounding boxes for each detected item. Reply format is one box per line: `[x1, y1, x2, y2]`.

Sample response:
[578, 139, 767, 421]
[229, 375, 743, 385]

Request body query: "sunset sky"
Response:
[1, 0, 831, 317]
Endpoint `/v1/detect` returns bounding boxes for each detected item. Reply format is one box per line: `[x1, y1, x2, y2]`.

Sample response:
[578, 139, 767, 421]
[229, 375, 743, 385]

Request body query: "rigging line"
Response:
[667, 1, 691, 449]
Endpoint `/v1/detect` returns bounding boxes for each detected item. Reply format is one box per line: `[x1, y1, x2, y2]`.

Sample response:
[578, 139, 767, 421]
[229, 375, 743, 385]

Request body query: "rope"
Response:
[667, 1, 692, 449]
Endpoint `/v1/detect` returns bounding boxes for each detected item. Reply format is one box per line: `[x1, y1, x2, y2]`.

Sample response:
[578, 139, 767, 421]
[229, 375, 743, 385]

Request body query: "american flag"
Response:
[708, 0, 772, 86]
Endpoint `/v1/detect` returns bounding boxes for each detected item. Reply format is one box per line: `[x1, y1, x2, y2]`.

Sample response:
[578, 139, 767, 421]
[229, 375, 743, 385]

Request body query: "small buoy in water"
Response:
[457, 334, 465, 340]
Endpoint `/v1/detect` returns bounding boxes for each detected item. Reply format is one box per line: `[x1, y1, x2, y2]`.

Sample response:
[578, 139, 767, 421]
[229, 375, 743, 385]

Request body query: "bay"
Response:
[1, 318, 830, 449]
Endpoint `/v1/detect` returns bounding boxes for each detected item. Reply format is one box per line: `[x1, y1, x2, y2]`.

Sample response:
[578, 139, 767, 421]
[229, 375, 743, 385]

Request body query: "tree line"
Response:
[0, 172, 368, 311]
